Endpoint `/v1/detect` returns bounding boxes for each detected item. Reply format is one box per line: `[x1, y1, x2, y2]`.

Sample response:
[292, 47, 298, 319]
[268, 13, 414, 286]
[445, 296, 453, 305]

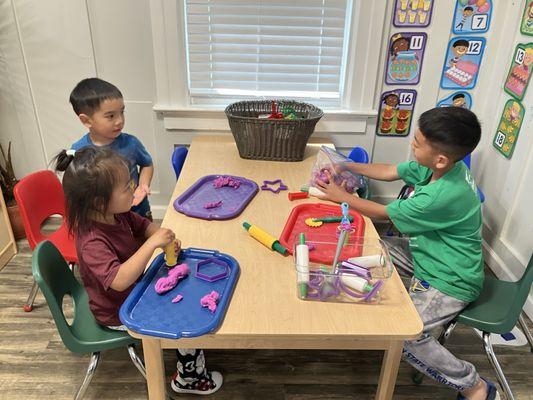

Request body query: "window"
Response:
[184, 0, 352, 108]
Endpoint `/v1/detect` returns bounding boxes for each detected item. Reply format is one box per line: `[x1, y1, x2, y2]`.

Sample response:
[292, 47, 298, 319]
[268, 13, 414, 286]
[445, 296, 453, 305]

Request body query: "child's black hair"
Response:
[453, 39, 469, 48]
[69, 78, 123, 116]
[54, 147, 130, 235]
[452, 93, 466, 100]
[464, 6, 474, 12]
[418, 107, 481, 162]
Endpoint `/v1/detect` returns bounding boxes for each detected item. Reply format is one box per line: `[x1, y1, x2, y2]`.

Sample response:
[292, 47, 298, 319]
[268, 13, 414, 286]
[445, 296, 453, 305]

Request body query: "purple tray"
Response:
[173, 175, 259, 220]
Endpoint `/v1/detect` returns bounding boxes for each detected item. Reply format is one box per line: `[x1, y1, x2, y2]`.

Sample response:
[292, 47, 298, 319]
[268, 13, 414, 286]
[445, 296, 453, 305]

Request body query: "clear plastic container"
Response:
[294, 235, 393, 304]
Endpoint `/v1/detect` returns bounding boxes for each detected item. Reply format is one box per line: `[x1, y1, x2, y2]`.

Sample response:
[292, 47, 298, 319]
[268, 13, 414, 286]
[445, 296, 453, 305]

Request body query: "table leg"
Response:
[143, 338, 166, 400]
[375, 340, 403, 400]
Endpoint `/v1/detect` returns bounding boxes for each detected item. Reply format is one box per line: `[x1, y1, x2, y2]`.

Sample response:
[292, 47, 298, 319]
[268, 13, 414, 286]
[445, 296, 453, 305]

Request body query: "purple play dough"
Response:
[204, 200, 223, 209]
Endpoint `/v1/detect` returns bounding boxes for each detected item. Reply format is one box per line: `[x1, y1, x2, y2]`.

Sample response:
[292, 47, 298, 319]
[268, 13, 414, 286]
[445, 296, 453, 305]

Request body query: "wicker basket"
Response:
[225, 100, 323, 161]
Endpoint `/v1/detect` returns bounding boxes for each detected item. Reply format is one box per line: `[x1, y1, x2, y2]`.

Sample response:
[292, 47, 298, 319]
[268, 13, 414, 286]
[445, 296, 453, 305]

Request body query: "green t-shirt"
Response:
[386, 161, 483, 302]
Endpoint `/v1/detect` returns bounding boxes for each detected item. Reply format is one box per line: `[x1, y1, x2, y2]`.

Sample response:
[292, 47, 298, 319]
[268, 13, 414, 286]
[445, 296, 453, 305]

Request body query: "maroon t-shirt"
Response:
[75, 212, 151, 326]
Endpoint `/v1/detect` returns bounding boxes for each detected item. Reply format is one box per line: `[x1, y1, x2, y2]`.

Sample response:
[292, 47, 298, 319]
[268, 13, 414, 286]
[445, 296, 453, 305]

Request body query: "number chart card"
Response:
[376, 89, 417, 137]
[492, 100, 524, 159]
[520, 1, 533, 36]
[504, 43, 533, 101]
[386, 33, 427, 85]
[393, 0, 434, 28]
[440, 37, 486, 90]
[436, 91, 472, 109]
[452, 0, 492, 34]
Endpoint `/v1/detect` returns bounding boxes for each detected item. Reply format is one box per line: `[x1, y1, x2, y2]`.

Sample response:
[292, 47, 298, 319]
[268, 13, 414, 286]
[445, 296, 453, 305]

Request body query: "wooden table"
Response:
[128, 135, 422, 399]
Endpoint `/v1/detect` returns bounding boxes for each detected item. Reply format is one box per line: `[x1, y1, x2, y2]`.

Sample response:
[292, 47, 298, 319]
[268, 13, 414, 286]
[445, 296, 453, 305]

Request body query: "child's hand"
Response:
[132, 184, 150, 206]
[315, 170, 350, 204]
[148, 228, 176, 249]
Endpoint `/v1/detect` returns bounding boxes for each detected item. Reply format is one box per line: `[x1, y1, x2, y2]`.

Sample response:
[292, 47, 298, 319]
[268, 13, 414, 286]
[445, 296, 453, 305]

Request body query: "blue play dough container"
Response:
[119, 247, 240, 339]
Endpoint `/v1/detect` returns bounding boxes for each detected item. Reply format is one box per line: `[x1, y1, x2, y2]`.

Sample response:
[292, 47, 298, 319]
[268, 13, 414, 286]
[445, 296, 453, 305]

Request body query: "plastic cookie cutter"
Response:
[306, 268, 341, 301]
[195, 258, 230, 282]
[304, 215, 354, 228]
[260, 179, 288, 194]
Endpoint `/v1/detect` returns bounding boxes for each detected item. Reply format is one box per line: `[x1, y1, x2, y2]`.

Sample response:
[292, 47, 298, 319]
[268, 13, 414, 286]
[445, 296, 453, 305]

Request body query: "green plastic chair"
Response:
[413, 253, 533, 400]
[32, 240, 146, 399]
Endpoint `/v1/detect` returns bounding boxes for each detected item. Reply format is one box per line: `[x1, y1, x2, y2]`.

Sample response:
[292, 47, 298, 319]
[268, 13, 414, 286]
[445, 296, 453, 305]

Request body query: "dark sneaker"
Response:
[457, 377, 500, 400]
[170, 370, 223, 395]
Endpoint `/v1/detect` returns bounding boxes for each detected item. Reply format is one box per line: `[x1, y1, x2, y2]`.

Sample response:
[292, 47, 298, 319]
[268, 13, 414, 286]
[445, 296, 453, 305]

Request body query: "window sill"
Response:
[154, 105, 378, 134]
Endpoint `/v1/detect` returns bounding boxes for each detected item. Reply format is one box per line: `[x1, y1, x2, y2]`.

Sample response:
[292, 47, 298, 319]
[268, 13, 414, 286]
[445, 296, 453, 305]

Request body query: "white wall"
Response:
[0, 0, 531, 315]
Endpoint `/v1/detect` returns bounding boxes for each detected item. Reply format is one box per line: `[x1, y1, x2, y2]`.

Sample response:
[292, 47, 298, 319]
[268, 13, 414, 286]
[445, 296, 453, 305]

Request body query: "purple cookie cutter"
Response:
[305, 269, 382, 302]
[196, 258, 230, 282]
[261, 179, 288, 194]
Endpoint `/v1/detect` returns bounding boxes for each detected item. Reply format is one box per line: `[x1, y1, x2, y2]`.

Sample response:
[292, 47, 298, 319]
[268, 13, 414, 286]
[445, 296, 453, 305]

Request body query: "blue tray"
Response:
[173, 174, 259, 220]
[119, 248, 240, 339]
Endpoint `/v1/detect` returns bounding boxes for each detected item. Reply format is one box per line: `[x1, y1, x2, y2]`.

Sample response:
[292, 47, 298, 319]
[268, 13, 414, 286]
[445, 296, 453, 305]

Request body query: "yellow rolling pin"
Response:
[242, 222, 287, 255]
[164, 241, 178, 267]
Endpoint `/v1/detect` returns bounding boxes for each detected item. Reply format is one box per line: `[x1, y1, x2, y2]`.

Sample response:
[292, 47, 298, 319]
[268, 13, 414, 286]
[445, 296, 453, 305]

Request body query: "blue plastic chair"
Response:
[463, 154, 485, 203]
[348, 146, 370, 199]
[348, 146, 369, 164]
[172, 146, 188, 180]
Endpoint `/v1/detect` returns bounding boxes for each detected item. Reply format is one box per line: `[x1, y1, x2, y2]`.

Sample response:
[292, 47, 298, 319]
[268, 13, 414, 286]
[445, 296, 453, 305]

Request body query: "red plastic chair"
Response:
[13, 170, 78, 311]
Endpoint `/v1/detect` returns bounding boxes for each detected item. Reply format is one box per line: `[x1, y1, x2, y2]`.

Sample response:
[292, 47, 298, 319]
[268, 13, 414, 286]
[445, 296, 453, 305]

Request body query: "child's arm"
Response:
[341, 163, 400, 182]
[132, 165, 154, 206]
[110, 227, 174, 291]
[138, 165, 154, 190]
[315, 171, 389, 219]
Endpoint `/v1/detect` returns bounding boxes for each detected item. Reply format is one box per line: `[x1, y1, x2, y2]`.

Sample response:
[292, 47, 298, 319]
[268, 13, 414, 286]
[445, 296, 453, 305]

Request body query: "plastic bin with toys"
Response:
[294, 234, 393, 304]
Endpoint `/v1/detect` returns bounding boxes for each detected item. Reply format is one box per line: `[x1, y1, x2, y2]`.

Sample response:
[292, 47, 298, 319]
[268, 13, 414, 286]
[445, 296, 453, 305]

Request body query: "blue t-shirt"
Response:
[71, 133, 152, 186]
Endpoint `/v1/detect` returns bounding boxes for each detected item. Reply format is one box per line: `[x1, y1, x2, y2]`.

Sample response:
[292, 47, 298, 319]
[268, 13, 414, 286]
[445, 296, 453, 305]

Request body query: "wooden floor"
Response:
[1, 227, 532, 399]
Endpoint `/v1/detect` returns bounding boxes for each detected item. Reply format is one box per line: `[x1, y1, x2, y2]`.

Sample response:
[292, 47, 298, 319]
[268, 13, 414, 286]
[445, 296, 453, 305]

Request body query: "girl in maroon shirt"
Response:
[55, 146, 222, 395]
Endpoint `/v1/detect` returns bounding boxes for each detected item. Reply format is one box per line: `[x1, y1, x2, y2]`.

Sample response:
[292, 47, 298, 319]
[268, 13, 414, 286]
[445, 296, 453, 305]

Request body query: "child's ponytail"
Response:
[55, 149, 76, 172]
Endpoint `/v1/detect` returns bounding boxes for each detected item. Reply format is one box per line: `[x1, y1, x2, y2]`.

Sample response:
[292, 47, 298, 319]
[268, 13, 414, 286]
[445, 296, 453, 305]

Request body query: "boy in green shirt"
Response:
[316, 107, 499, 400]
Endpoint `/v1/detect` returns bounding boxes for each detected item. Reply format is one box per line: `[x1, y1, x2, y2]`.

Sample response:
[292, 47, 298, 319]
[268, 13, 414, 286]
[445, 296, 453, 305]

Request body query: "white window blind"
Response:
[185, 0, 351, 108]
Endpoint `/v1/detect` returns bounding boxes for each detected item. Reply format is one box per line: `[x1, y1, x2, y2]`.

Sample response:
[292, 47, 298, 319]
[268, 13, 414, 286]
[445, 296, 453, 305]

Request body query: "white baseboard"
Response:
[151, 205, 168, 220]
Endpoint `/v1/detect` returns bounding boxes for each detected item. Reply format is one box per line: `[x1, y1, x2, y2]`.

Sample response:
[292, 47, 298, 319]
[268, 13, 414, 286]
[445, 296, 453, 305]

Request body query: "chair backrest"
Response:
[172, 146, 188, 180]
[33, 241, 135, 353]
[514, 253, 533, 318]
[13, 170, 66, 250]
[348, 146, 369, 164]
[463, 153, 471, 169]
[31, 240, 92, 352]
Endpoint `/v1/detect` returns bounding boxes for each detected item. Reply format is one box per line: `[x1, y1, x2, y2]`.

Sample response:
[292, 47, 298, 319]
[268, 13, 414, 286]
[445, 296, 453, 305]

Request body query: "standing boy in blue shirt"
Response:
[70, 78, 154, 220]
[316, 107, 499, 400]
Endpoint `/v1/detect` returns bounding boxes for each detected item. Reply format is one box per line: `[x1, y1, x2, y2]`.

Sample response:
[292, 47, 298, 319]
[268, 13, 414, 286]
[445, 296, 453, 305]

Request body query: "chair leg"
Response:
[127, 344, 146, 379]
[482, 332, 515, 400]
[23, 280, 40, 312]
[438, 320, 457, 346]
[74, 352, 101, 400]
[517, 313, 533, 353]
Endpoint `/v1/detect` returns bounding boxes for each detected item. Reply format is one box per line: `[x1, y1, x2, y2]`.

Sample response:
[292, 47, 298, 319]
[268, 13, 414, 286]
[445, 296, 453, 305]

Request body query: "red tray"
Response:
[279, 203, 365, 264]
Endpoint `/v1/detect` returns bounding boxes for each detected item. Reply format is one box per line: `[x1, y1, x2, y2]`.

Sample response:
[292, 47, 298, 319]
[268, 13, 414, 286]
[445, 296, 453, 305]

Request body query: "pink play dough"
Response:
[155, 263, 190, 294]
[200, 291, 220, 313]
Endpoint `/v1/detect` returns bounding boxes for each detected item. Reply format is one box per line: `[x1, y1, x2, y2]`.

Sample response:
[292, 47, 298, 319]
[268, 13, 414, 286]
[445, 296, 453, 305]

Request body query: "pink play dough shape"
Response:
[171, 294, 183, 303]
[200, 290, 220, 313]
[155, 263, 190, 294]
